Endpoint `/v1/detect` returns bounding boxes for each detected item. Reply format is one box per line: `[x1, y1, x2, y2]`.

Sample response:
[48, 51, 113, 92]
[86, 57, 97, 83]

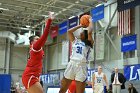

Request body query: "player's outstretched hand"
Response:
[48, 11, 55, 20]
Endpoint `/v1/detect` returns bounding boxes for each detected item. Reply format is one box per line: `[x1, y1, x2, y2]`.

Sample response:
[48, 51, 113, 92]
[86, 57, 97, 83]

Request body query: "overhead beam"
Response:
[12, 0, 75, 12]
[0, 13, 39, 20]
[57, 0, 92, 8]
[0, 18, 32, 24]
[0, 25, 41, 32]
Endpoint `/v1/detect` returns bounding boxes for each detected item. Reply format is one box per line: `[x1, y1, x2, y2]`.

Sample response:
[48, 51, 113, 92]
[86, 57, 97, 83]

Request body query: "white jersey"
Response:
[94, 72, 104, 86]
[70, 38, 91, 63]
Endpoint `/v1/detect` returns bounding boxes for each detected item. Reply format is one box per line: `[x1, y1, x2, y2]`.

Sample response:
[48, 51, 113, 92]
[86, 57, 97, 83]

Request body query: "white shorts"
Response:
[64, 61, 88, 82]
[94, 85, 104, 93]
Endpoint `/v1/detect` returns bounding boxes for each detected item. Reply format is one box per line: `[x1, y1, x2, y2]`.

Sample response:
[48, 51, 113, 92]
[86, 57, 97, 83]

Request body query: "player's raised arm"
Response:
[68, 25, 83, 42]
[33, 12, 54, 50]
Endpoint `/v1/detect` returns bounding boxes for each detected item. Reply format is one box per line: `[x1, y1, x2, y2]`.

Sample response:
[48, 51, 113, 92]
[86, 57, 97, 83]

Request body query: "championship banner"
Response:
[59, 21, 68, 35]
[91, 4, 104, 22]
[50, 25, 58, 38]
[124, 64, 140, 81]
[117, 0, 140, 12]
[121, 34, 137, 52]
[68, 16, 78, 29]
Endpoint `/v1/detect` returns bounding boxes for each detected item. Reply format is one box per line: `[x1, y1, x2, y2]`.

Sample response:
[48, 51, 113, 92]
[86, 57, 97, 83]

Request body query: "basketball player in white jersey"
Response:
[92, 66, 109, 93]
[59, 17, 94, 93]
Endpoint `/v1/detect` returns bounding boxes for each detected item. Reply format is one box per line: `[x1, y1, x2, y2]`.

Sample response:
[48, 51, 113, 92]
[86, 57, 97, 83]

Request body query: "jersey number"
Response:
[76, 46, 82, 54]
[97, 79, 101, 83]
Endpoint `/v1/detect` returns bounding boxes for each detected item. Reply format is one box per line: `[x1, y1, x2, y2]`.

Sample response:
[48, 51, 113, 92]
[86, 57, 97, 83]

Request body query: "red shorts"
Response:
[22, 74, 39, 89]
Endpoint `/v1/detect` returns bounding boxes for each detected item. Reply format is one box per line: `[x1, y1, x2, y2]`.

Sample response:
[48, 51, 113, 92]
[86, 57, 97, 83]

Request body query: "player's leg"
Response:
[27, 82, 43, 93]
[75, 65, 87, 93]
[75, 80, 86, 93]
[59, 77, 72, 93]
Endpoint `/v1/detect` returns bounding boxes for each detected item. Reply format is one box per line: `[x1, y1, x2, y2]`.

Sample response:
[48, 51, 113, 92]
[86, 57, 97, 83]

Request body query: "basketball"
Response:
[80, 15, 91, 27]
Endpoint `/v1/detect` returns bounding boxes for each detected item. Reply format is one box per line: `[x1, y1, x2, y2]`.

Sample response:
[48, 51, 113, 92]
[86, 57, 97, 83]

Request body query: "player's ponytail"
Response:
[29, 35, 36, 44]
[83, 30, 93, 48]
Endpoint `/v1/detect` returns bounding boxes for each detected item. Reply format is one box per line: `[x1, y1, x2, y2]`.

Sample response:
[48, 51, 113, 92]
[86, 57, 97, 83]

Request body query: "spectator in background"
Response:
[111, 67, 126, 93]
[128, 83, 138, 93]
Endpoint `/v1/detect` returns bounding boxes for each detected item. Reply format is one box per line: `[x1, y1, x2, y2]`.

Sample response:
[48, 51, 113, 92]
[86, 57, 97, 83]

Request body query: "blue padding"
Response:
[0, 74, 11, 93]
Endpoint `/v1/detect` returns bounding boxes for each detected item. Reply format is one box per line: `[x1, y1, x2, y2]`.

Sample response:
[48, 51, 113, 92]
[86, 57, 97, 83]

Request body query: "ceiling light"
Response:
[75, 1, 79, 4]
[20, 27, 31, 30]
[58, 11, 62, 13]
[41, 15, 48, 18]
[69, 16, 75, 19]
[0, 8, 9, 11]
[50, 12, 54, 14]
[26, 25, 30, 28]
[96, 4, 102, 7]
[0, 3, 2, 5]
[55, 13, 58, 16]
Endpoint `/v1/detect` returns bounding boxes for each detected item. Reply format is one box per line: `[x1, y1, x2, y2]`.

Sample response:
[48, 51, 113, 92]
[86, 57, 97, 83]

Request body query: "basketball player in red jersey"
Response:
[22, 12, 54, 93]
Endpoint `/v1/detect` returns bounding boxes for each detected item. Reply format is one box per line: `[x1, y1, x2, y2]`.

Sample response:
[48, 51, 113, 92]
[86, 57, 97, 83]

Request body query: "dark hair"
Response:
[82, 30, 93, 48]
[29, 35, 36, 44]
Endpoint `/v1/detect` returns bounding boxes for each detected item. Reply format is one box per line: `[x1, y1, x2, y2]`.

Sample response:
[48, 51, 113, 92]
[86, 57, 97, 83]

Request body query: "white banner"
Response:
[62, 41, 69, 65]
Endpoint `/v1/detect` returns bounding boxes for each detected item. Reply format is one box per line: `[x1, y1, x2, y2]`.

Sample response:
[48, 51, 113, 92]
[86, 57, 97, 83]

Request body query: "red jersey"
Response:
[23, 47, 44, 76]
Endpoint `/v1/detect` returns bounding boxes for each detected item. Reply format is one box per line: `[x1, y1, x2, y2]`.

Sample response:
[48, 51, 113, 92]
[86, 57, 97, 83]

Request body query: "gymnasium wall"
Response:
[103, 2, 122, 61]
[47, 33, 68, 71]
[10, 46, 28, 74]
[48, 43, 65, 70]
[0, 38, 6, 73]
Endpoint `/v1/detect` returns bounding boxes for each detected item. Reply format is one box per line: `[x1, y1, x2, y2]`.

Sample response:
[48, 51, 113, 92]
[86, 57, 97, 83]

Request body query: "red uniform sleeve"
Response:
[33, 18, 52, 50]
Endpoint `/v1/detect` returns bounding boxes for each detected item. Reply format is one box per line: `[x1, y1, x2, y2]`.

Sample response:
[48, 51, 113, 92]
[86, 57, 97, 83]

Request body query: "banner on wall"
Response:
[117, 0, 140, 12]
[91, 4, 104, 22]
[124, 64, 140, 81]
[59, 21, 68, 35]
[68, 16, 78, 29]
[40, 73, 60, 86]
[121, 34, 137, 52]
[50, 25, 58, 38]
